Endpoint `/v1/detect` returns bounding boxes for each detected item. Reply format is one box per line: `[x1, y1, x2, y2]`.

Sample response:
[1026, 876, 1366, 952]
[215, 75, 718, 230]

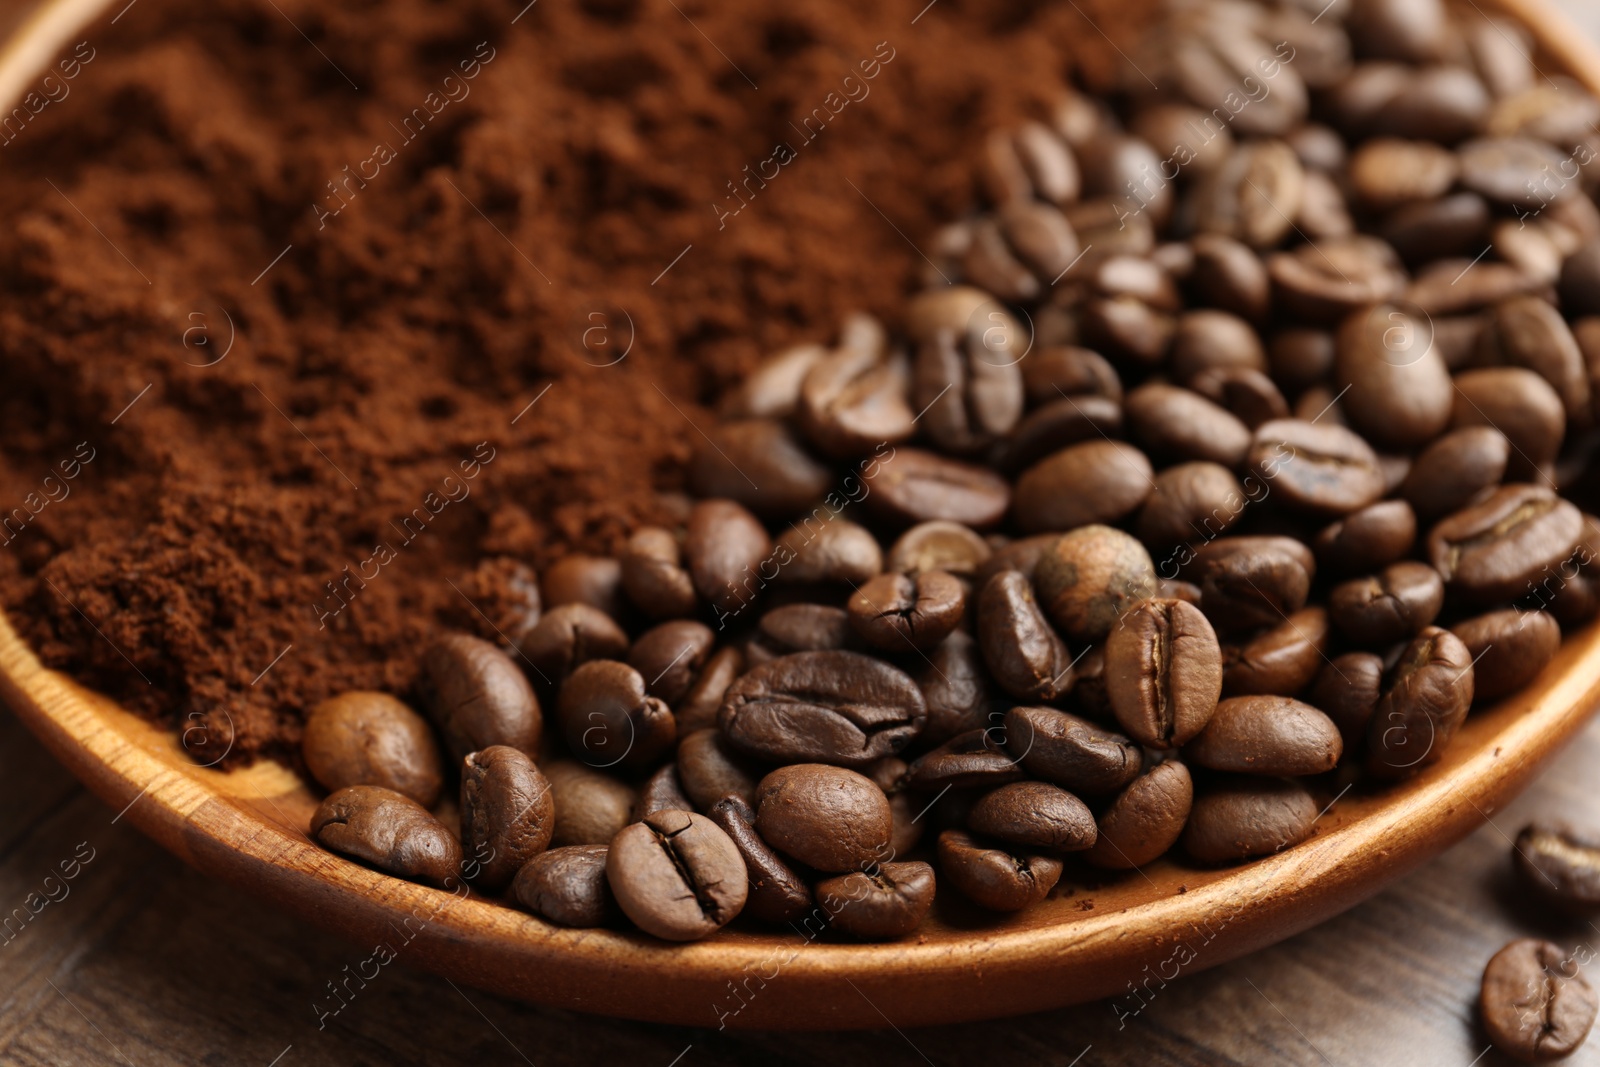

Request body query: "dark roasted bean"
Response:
[677, 646, 744, 735]
[1312, 500, 1418, 575]
[522, 603, 630, 685]
[915, 630, 993, 747]
[773, 518, 883, 587]
[1191, 536, 1317, 635]
[797, 344, 914, 460]
[1124, 383, 1252, 467]
[545, 761, 634, 848]
[864, 447, 1011, 530]
[1105, 597, 1223, 749]
[606, 810, 747, 941]
[1137, 461, 1249, 551]
[1366, 626, 1475, 779]
[1004, 705, 1141, 796]
[1480, 938, 1598, 1062]
[886, 521, 991, 578]
[754, 764, 891, 872]
[1428, 485, 1583, 603]
[420, 633, 542, 761]
[707, 795, 812, 924]
[460, 746, 554, 891]
[1328, 562, 1444, 645]
[513, 845, 620, 928]
[1514, 822, 1600, 911]
[1307, 652, 1384, 750]
[632, 763, 693, 822]
[1400, 427, 1510, 520]
[816, 862, 937, 940]
[1034, 525, 1157, 643]
[905, 728, 1026, 790]
[1084, 760, 1193, 869]
[1184, 697, 1342, 776]
[690, 418, 835, 518]
[1334, 303, 1454, 450]
[627, 620, 714, 706]
[847, 570, 966, 652]
[303, 692, 445, 807]
[977, 570, 1076, 702]
[1247, 418, 1386, 516]
[311, 786, 462, 888]
[684, 499, 772, 616]
[542, 554, 627, 620]
[676, 728, 760, 811]
[1182, 778, 1319, 864]
[968, 781, 1096, 852]
[620, 526, 697, 619]
[1451, 609, 1562, 703]
[558, 660, 675, 772]
[937, 829, 1062, 912]
[907, 287, 1027, 454]
[1222, 606, 1330, 697]
[1014, 440, 1154, 533]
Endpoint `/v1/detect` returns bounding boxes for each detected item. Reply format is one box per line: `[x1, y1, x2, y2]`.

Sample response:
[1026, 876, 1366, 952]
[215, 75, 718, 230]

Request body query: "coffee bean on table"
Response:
[707, 795, 813, 924]
[1034, 525, 1157, 642]
[1105, 597, 1223, 749]
[863, 447, 1012, 530]
[606, 810, 748, 941]
[676, 645, 744, 735]
[915, 630, 993, 747]
[303, 691, 445, 807]
[460, 745, 555, 891]
[1515, 822, 1600, 912]
[886, 520, 992, 578]
[684, 499, 772, 616]
[677, 728, 760, 810]
[1427, 485, 1583, 603]
[1013, 440, 1154, 533]
[1222, 605, 1330, 697]
[816, 861, 937, 940]
[758, 603, 855, 654]
[1480, 938, 1598, 1062]
[1182, 777, 1319, 864]
[754, 764, 891, 872]
[1003, 705, 1141, 796]
[938, 829, 1063, 912]
[1191, 536, 1316, 634]
[904, 728, 1027, 790]
[1311, 500, 1417, 575]
[1084, 759, 1193, 869]
[311, 785, 462, 888]
[1124, 383, 1252, 467]
[1452, 609, 1561, 703]
[542, 554, 627, 620]
[619, 526, 697, 620]
[1246, 418, 1385, 516]
[977, 570, 1077, 702]
[773, 518, 884, 586]
[1328, 561, 1445, 645]
[513, 844, 620, 928]
[1398, 426, 1510, 521]
[967, 781, 1096, 852]
[1366, 626, 1475, 779]
[420, 633, 542, 761]
[719, 650, 927, 767]
[522, 603, 631, 684]
[558, 660, 676, 772]
[1184, 697, 1342, 776]
[627, 620, 714, 706]
[847, 570, 966, 651]
[689, 418, 835, 518]
[545, 760, 635, 847]
[1307, 651, 1384, 750]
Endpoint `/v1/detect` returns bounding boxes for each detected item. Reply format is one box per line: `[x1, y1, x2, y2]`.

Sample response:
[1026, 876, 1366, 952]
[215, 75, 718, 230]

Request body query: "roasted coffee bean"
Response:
[1482, 295, 1592, 425]
[905, 728, 1026, 790]
[1459, 136, 1574, 210]
[1428, 485, 1583, 603]
[1184, 697, 1342, 776]
[1452, 609, 1561, 703]
[1382, 192, 1492, 266]
[1106, 597, 1223, 749]
[619, 527, 697, 619]
[1157, 579, 1203, 605]
[1191, 536, 1316, 634]
[1308, 651, 1384, 750]
[303, 692, 444, 807]
[816, 862, 937, 940]
[607, 810, 747, 941]
[1287, 123, 1346, 171]
[1003, 705, 1141, 796]
[1366, 626, 1475, 779]
[558, 660, 675, 772]
[1312, 500, 1417, 575]
[865, 755, 924, 856]
[1183, 778, 1319, 864]
[1561, 242, 1600, 319]
[513, 844, 620, 928]
[1295, 169, 1354, 239]
[522, 603, 630, 684]
[997, 395, 1124, 473]
[1191, 139, 1304, 250]
[1124, 383, 1252, 467]
[542, 554, 627, 620]
[1084, 759, 1193, 869]
[1033, 525, 1157, 643]
[677, 646, 744, 735]
[1080, 294, 1175, 366]
[420, 633, 542, 761]
[915, 630, 992, 747]
[1189, 234, 1269, 322]
[1348, 138, 1457, 210]
[1329, 562, 1444, 645]
[707, 795, 812, 924]
[907, 287, 1027, 453]
[758, 603, 854, 654]
[1515, 822, 1600, 911]
[864, 447, 1011, 530]
[463, 557, 542, 649]
[718, 343, 827, 421]
[1268, 328, 1336, 392]
[847, 570, 966, 652]
[1334, 304, 1454, 450]
[311, 786, 462, 888]
[1014, 440, 1154, 533]
[1091, 254, 1183, 310]
[977, 570, 1076, 702]
[979, 120, 1079, 206]
[1190, 366, 1290, 429]
[677, 728, 760, 811]
[719, 650, 926, 767]
[460, 746, 554, 891]
[1480, 938, 1598, 1062]
[973, 533, 1059, 588]
[754, 764, 891, 872]
[1021, 345, 1123, 407]
[1451, 368, 1566, 482]
[1222, 606, 1330, 697]
[1269, 235, 1407, 323]
[773, 518, 882, 587]
[1324, 62, 1412, 136]
[632, 763, 693, 822]
[937, 829, 1062, 912]
[684, 499, 772, 616]
[1133, 103, 1234, 177]
[627, 620, 714, 706]
[545, 760, 634, 847]
[689, 418, 835, 518]
[1248, 418, 1386, 516]
[1070, 644, 1113, 720]
[1136, 462, 1249, 551]
[1400, 427, 1510, 520]
[886, 520, 991, 578]
[968, 781, 1096, 853]
[1409, 257, 1547, 318]
[1168, 310, 1269, 382]
[797, 343, 914, 460]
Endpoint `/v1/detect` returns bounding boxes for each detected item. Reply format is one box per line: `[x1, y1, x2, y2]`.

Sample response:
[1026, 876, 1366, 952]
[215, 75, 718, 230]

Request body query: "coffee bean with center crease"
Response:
[1459, 136, 1575, 210]
[904, 728, 1027, 790]
[754, 764, 891, 872]
[677, 646, 744, 735]
[1084, 759, 1193, 869]
[719, 651, 927, 767]
[1124, 384, 1252, 467]
[797, 343, 915, 460]
[1481, 938, 1598, 1062]
[1184, 697, 1342, 776]
[628, 620, 714, 706]
[685, 499, 772, 616]
[311, 786, 462, 888]
[886, 521, 992, 578]
[513, 845, 620, 928]
[979, 120, 1080, 205]
[420, 634, 542, 761]
[863, 447, 1012, 530]
[773, 518, 883, 586]
[522, 603, 630, 684]
[1191, 139, 1304, 250]
[1004, 705, 1141, 795]
[1399, 427, 1510, 521]
[1014, 440, 1154, 534]
[1222, 605, 1330, 697]
[1268, 235, 1407, 323]
[1247, 418, 1386, 516]
[1034, 526, 1157, 643]
[1334, 303, 1455, 450]
[1428, 485, 1583, 603]
[1105, 597, 1223, 749]
[620, 527, 697, 620]
[460, 746, 555, 891]
[606, 810, 748, 941]
[1366, 626, 1475, 779]
[1308, 651, 1384, 750]
[631, 762, 692, 822]
[1515, 822, 1600, 912]
[967, 781, 1096, 852]
[907, 287, 1026, 454]
[689, 418, 835, 518]
[1312, 500, 1417, 575]
[707, 795, 812, 923]
[303, 692, 445, 807]
[938, 829, 1063, 912]
[1190, 536, 1317, 634]
[847, 570, 966, 652]
[816, 861, 937, 940]
[558, 660, 676, 773]
[1452, 609, 1561, 703]
[1136, 462, 1248, 551]
[1328, 561, 1444, 646]
[1183, 778, 1319, 864]
[977, 570, 1077, 703]
[758, 603, 855, 654]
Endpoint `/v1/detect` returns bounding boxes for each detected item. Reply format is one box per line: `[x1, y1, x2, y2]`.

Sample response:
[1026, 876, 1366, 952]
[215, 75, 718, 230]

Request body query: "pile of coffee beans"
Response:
[306, 0, 1600, 946]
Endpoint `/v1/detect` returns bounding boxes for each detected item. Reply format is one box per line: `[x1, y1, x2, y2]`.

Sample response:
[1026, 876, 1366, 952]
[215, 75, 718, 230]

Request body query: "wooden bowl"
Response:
[6, 0, 1600, 1032]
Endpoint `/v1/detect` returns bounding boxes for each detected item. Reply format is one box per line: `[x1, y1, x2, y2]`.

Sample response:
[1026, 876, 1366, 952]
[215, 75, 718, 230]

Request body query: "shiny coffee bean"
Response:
[1084, 760, 1193, 869]
[1428, 485, 1583, 603]
[1312, 500, 1417, 575]
[689, 418, 835, 518]
[1182, 778, 1319, 864]
[1381, 192, 1492, 266]
[1184, 697, 1342, 776]
[606, 810, 748, 941]
[541, 554, 627, 620]
[545, 760, 634, 847]
[1189, 234, 1270, 322]
[303, 692, 444, 807]
[1482, 296, 1591, 425]
[1191, 536, 1317, 635]
[631, 763, 693, 822]
[1034, 525, 1157, 643]
[513, 844, 620, 928]
[1515, 822, 1600, 911]
[1366, 626, 1475, 779]
[620, 527, 697, 619]
[864, 756, 924, 856]
[1014, 440, 1154, 534]
[1004, 705, 1141, 796]
[676, 646, 744, 735]
[906, 287, 1027, 454]
[754, 764, 891, 872]
[816, 862, 937, 940]
[1480, 938, 1598, 1062]
[997, 395, 1124, 473]
[979, 120, 1080, 205]
[677, 728, 760, 811]
[1105, 597, 1223, 749]
[977, 570, 1076, 703]
[973, 533, 1059, 588]
[460, 746, 554, 891]
[886, 520, 991, 578]
[522, 603, 630, 684]
[1451, 368, 1566, 482]
[1400, 427, 1510, 521]
[1222, 606, 1330, 697]
[1269, 328, 1336, 392]
[864, 447, 1011, 530]
[558, 660, 675, 772]
[773, 518, 883, 587]
[684, 499, 772, 616]
[904, 728, 1026, 790]
[797, 344, 914, 460]
[420, 633, 542, 761]
[1458, 136, 1574, 210]
[1348, 138, 1457, 210]
[1021, 345, 1123, 407]
[1136, 462, 1249, 551]
[758, 603, 854, 654]
[1247, 418, 1386, 516]
[1168, 310, 1269, 381]
[1125, 383, 1252, 467]
[311, 785, 462, 888]
[847, 570, 966, 652]
[718, 343, 826, 421]
[915, 630, 993, 747]
[1190, 366, 1290, 429]
[628, 620, 714, 706]
[968, 781, 1096, 853]
[1329, 562, 1445, 646]
[1308, 651, 1384, 750]
[937, 829, 1062, 912]
[1451, 609, 1561, 703]
[1269, 236, 1407, 323]
[707, 795, 812, 924]
[1334, 304, 1454, 450]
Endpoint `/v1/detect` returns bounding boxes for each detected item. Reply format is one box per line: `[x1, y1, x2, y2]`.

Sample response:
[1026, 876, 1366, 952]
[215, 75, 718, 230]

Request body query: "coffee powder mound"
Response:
[0, 0, 1148, 765]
